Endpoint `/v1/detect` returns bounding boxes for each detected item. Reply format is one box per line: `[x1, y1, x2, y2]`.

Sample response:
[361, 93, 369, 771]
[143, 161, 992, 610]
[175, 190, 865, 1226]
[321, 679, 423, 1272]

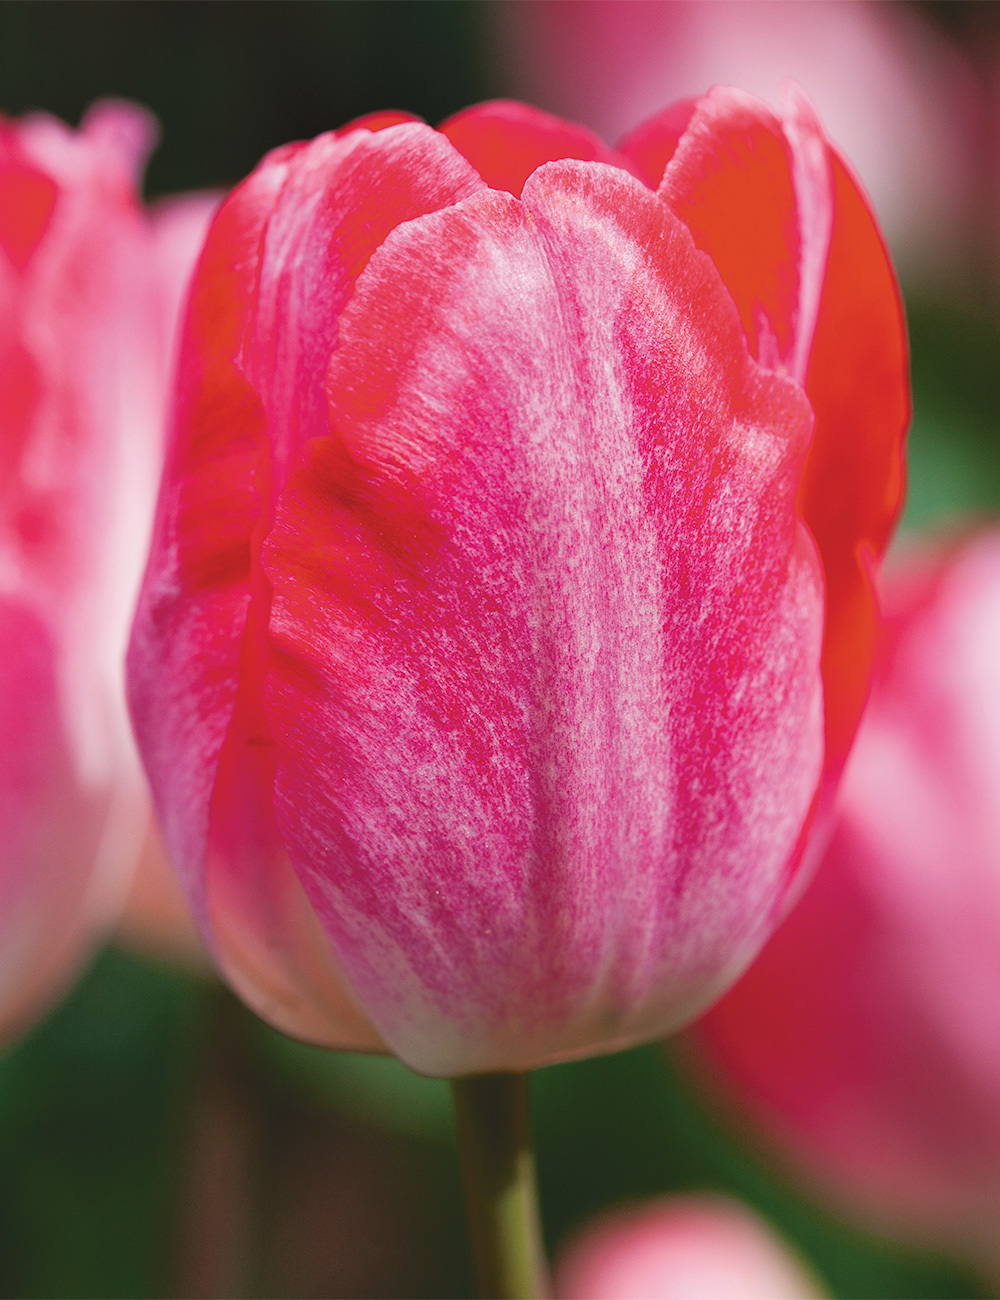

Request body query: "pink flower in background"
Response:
[497, 0, 979, 277]
[692, 530, 1000, 1274]
[0, 102, 212, 1039]
[128, 91, 907, 1077]
[555, 1196, 822, 1300]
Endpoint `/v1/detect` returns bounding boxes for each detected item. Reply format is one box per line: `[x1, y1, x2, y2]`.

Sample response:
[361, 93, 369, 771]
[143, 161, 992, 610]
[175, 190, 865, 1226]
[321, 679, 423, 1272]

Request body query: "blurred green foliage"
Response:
[1, 2, 999, 1296]
[0, 951, 987, 1297]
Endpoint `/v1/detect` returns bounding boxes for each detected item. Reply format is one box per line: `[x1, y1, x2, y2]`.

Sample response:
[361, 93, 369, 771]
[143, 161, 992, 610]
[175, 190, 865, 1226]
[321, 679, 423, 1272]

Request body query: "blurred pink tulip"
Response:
[0, 102, 213, 1039]
[497, 0, 979, 278]
[555, 1196, 823, 1300]
[691, 530, 1000, 1274]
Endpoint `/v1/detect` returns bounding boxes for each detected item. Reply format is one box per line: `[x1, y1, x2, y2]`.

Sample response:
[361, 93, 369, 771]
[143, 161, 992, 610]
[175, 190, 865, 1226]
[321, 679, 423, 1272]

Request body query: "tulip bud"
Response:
[128, 92, 908, 1076]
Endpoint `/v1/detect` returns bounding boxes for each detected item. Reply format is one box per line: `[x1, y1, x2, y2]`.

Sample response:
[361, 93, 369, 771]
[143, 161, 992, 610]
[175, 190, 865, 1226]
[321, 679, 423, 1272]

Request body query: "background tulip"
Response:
[554, 1195, 823, 1300]
[495, 0, 979, 283]
[0, 101, 213, 1040]
[690, 530, 1000, 1280]
[128, 88, 908, 1081]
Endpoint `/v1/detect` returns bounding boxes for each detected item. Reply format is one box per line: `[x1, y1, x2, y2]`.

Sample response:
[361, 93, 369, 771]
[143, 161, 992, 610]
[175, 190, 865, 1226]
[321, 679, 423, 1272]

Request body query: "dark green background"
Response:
[0, 3, 997, 1296]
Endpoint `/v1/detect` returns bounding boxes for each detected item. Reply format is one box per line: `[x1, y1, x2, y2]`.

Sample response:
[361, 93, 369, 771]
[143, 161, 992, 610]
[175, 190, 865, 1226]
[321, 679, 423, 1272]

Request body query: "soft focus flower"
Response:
[0, 101, 211, 1039]
[496, 0, 980, 279]
[555, 1195, 823, 1300]
[128, 92, 908, 1077]
[691, 530, 1000, 1273]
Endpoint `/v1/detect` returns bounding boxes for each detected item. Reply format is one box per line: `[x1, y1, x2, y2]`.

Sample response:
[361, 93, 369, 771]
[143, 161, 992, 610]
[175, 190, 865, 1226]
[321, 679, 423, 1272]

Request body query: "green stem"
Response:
[450, 1072, 547, 1299]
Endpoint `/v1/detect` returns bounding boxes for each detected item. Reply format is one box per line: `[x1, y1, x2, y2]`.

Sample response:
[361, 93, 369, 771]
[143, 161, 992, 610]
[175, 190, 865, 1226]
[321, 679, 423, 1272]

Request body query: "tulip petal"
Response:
[660, 84, 908, 815]
[659, 85, 832, 384]
[130, 123, 486, 1049]
[798, 148, 908, 783]
[616, 97, 699, 191]
[261, 160, 824, 1075]
[440, 98, 640, 197]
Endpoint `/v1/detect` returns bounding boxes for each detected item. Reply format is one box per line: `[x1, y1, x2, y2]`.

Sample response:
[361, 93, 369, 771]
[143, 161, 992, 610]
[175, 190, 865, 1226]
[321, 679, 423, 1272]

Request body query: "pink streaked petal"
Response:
[261, 161, 823, 1076]
[439, 98, 641, 197]
[133, 124, 488, 1049]
[242, 122, 485, 487]
[660, 85, 832, 383]
[208, 121, 484, 1047]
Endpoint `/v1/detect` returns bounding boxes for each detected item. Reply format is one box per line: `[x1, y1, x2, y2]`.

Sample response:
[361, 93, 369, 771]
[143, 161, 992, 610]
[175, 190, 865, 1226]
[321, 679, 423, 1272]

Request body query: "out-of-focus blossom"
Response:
[496, 0, 980, 277]
[692, 530, 1000, 1273]
[128, 91, 907, 1077]
[0, 102, 211, 1039]
[555, 1195, 823, 1300]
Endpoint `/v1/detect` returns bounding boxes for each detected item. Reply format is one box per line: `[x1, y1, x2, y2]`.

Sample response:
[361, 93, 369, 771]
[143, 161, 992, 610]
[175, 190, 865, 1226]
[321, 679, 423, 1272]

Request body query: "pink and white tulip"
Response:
[128, 91, 908, 1077]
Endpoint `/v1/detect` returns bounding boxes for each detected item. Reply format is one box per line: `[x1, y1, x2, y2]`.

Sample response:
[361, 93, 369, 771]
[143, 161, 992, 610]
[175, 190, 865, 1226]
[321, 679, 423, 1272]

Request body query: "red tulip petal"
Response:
[261, 160, 824, 1075]
[616, 97, 699, 190]
[660, 86, 832, 385]
[799, 148, 908, 784]
[659, 85, 907, 816]
[439, 98, 640, 197]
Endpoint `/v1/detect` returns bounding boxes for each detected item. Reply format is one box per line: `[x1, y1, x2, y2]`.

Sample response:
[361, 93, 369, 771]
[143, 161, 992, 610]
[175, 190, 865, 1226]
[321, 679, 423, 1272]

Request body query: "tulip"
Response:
[555, 1196, 823, 1299]
[691, 531, 1000, 1276]
[0, 102, 212, 1039]
[127, 89, 908, 1081]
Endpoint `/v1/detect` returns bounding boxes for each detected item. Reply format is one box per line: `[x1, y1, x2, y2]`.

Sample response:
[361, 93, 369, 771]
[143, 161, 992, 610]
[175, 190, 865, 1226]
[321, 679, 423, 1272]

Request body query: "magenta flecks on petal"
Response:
[134, 122, 487, 1048]
[241, 121, 486, 491]
[260, 160, 824, 1077]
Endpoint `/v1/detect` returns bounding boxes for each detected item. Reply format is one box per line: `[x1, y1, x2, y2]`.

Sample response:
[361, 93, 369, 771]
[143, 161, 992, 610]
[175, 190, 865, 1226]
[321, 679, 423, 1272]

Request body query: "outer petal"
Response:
[129, 122, 486, 1048]
[439, 98, 640, 197]
[692, 533, 1000, 1265]
[798, 146, 908, 785]
[261, 160, 824, 1076]
[659, 84, 908, 825]
[555, 1196, 823, 1300]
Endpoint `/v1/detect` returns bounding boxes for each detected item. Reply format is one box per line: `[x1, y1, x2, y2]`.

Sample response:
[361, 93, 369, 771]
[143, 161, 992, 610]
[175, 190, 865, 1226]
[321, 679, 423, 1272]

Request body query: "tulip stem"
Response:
[451, 1071, 547, 1299]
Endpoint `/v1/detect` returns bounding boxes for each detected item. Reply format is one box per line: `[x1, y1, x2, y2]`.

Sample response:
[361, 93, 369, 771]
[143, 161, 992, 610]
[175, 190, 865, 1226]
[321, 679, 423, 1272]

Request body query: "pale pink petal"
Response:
[556, 1197, 823, 1300]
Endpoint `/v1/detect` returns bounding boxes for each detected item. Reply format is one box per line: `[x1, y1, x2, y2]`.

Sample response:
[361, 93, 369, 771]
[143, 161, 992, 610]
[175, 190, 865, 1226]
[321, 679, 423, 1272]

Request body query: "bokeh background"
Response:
[1, 2, 998, 1296]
